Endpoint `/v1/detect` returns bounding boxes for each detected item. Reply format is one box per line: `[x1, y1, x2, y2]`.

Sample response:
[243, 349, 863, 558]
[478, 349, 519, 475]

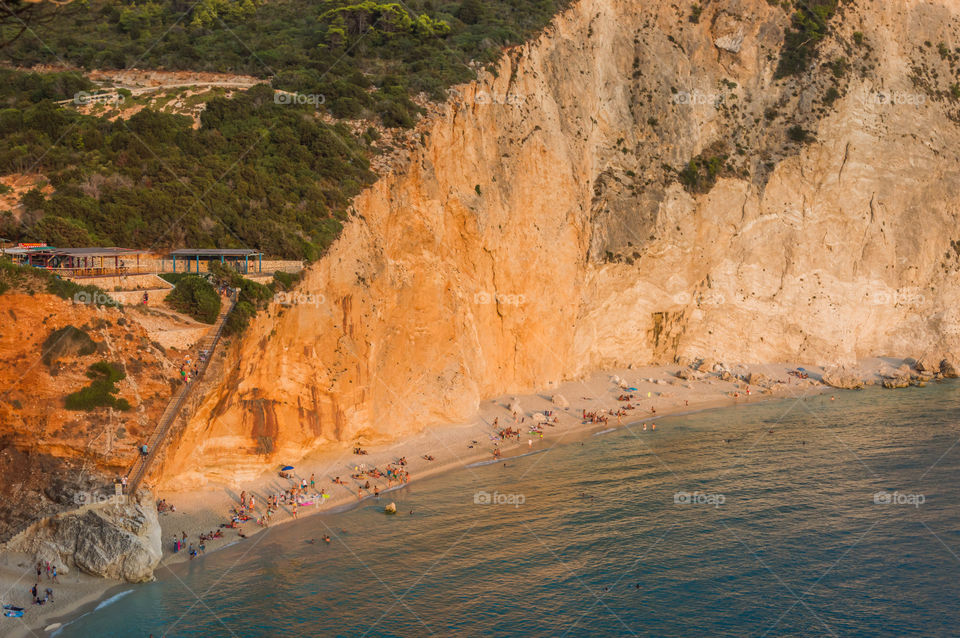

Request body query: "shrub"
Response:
[65, 361, 131, 411]
[775, 0, 839, 78]
[272, 270, 303, 291]
[788, 124, 812, 143]
[678, 151, 728, 194]
[41, 325, 98, 366]
[165, 275, 221, 323]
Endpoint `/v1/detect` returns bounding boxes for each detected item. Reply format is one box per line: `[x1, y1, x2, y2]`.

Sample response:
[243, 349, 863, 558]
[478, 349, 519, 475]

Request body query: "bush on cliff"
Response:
[41, 325, 99, 366]
[208, 263, 277, 335]
[65, 361, 131, 411]
[775, 0, 840, 78]
[165, 275, 221, 324]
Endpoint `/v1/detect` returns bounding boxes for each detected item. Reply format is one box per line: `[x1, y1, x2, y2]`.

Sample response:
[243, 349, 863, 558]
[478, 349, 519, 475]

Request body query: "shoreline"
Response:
[1, 358, 917, 637]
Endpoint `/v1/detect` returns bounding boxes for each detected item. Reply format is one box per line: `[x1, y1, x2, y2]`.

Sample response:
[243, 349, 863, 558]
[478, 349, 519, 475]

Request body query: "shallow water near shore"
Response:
[60, 384, 960, 637]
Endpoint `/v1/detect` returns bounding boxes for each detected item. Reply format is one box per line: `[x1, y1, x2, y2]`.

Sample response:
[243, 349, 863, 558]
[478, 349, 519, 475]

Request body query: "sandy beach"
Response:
[0, 358, 918, 637]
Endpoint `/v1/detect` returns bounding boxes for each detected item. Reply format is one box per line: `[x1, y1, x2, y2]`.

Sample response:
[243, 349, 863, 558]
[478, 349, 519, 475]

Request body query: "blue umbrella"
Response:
[281, 465, 294, 471]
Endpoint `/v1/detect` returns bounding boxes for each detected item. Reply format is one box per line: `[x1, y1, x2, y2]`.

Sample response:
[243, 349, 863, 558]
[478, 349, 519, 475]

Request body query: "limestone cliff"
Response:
[7, 491, 163, 583]
[161, 0, 960, 486]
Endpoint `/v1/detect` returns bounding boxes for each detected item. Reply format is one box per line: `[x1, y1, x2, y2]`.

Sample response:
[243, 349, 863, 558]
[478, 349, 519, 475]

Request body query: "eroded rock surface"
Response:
[8, 492, 162, 583]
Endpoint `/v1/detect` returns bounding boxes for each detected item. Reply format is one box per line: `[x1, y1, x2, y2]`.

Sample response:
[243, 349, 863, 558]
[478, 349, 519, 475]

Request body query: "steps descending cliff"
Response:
[161, 0, 960, 486]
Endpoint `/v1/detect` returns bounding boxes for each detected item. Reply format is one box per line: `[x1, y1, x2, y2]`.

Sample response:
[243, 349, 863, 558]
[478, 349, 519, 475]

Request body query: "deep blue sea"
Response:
[59, 383, 960, 637]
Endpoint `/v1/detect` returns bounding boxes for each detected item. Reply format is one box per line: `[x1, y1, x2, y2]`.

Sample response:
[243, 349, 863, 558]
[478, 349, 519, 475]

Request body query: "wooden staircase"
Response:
[126, 291, 237, 493]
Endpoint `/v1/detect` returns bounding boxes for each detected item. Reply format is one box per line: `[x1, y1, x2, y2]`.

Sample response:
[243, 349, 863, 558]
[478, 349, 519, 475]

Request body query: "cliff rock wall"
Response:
[161, 0, 960, 486]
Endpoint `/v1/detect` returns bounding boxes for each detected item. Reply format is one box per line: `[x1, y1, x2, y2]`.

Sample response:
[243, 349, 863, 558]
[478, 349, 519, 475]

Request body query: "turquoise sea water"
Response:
[60, 383, 960, 637]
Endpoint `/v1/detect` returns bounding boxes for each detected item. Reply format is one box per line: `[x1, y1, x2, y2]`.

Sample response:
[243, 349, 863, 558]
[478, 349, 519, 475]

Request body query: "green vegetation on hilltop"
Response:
[0, 81, 373, 259]
[1, 0, 570, 127]
[0, 0, 571, 259]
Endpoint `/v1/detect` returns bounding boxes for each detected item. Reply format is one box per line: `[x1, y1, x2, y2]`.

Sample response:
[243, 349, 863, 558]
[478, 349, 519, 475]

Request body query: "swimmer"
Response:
[651, 423, 656, 430]
[642, 423, 647, 431]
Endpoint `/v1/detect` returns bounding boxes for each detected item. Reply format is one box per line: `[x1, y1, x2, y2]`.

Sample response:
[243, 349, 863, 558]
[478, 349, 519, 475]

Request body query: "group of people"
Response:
[27, 561, 58, 608]
[171, 530, 208, 557]
[29, 583, 54, 606]
[160, 459, 418, 563]
[156, 498, 176, 513]
[178, 351, 209, 385]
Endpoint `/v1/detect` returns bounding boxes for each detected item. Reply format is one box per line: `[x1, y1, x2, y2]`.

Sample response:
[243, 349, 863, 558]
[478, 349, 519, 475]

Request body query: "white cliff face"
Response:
[162, 0, 960, 486]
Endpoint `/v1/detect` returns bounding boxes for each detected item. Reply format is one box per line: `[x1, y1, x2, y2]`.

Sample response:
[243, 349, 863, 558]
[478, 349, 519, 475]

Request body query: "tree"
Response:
[0, 0, 68, 49]
[458, 0, 483, 24]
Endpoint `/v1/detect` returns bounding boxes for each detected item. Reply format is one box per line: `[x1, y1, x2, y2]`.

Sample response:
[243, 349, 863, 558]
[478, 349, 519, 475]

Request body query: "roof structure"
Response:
[167, 248, 262, 257]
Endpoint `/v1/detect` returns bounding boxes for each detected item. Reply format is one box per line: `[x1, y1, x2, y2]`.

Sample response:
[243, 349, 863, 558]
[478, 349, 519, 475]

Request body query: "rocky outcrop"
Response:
[822, 368, 865, 390]
[7, 492, 162, 583]
[940, 359, 959, 378]
[882, 375, 911, 389]
[746, 372, 766, 386]
[160, 0, 960, 487]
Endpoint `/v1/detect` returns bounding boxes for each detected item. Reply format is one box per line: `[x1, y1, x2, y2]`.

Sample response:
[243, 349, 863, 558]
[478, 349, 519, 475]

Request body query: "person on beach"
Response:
[292, 503, 298, 519]
[249, 495, 255, 512]
[51, 566, 58, 583]
[240, 491, 246, 509]
[310, 473, 316, 490]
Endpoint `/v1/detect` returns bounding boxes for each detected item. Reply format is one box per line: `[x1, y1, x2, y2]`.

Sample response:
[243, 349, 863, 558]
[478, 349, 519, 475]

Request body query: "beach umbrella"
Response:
[281, 465, 294, 471]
